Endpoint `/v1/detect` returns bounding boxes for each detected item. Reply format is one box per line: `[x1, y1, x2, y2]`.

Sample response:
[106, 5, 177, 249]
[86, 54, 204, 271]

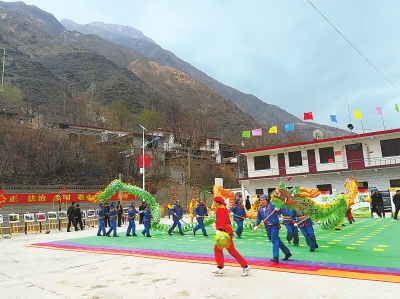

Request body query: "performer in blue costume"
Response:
[281, 206, 299, 246]
[106, 201, 118, 237]
[255, 196, 291, 263]
[141, 202, 152, 237]
[294, 211, 318, 252]
[97, 202, 107, 236]
[193, 198, 208, 237]
[126, 202, 138, 236]
[230, 196, 247, 238]
[168, 200, 185, 235]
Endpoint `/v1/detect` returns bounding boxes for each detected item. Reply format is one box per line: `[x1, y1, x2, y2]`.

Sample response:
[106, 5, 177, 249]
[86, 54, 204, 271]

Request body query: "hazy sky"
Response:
[5, 0, 400, 133]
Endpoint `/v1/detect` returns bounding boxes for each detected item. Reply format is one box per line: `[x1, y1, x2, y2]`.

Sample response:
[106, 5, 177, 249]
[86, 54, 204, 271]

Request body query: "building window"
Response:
[254, 155, 271, 170]
[210, 140, 215, 149]
[288, 151, 302, 166]
[381, 138, 400, 157]
[319, 147, 335, 163]
[390, 179, 400, 187]
[255, 189, 264, 195]
[317, 184, 332, 194]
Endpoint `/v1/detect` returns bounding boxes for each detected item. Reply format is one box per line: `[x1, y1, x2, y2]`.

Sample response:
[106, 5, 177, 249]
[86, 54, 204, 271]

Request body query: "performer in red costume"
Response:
[212, 196, 251, 277]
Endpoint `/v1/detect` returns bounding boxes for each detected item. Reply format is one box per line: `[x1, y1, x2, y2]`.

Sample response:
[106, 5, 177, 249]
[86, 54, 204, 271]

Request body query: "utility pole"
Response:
[1, 47, 5, 92]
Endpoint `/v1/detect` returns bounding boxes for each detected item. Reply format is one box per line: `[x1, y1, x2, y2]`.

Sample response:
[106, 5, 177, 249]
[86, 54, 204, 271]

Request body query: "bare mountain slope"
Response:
[61, 20, 350, 139]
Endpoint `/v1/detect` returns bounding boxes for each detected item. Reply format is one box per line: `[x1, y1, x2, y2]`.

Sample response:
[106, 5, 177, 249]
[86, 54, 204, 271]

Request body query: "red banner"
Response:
[0, 192, 136, 205]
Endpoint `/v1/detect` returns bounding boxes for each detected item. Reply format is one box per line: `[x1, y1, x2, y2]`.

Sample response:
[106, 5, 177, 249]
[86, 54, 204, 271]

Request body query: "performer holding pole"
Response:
[97, 202, 107, 236]
[212, 196, 251, 277]
[126, 202, 138, 236]
[281, 206, 299, 246]
[254, 195, 292, 263]
[230, 195, 247, 238]
[294, 211, 318, 252]
[193, 198, 208, 237]
[168, 200, 185, 235]
[141, 202, 153, 237]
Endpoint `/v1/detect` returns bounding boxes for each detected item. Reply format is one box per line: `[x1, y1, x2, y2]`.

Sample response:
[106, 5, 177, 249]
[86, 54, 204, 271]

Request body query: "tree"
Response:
[137, 109, 165, 130]
[108, 100, 135, 130]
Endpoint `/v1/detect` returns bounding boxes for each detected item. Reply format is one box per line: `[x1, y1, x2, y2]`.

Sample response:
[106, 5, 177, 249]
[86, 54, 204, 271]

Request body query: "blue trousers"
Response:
[126, 219, 136, 235]
[97, 219, 106, 235]
[300, 225, 317, 250]
[193, 219, 207, 235]
[269, 225, 290, 259]
[235, 220, 244, 237]
[142, 221, 151, 237]
[168, 219, 183, 234]
[285, 223, 299, 245]
[106, 218, 117, 236]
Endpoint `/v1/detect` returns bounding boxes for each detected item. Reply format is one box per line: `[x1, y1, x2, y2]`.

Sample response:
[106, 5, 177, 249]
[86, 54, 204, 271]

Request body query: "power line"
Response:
[307, 0, 400, 92]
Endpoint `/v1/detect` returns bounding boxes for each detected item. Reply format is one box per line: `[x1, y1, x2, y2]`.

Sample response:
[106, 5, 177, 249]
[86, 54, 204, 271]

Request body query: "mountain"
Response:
[0, 1, 261, 144]
[60, 20, 350, 139]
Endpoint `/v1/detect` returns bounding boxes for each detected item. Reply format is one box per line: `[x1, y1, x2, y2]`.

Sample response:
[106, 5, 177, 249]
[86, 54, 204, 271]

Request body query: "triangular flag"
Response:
[354, 110, 362, 120]
[241, 130, 251, 138]
[268, 126, 277, 134]
[251, 128, 263, 136]
[284, 123, 295, 132]
[395, 104, 399, 112]
[376, 107, 382, 116]
[330, 115, 337, 123]
[303, 112, 314, 121]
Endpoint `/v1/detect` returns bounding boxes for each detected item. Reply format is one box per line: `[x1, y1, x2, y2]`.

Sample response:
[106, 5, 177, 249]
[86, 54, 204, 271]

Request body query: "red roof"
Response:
[238, 128, 400, 154]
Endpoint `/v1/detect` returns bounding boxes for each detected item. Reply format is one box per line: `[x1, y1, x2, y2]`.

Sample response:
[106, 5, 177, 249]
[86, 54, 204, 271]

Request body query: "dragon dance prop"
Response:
[88, 179, 216, 232]
[214, 231, 231, 249]
[270, 182, 348, 229]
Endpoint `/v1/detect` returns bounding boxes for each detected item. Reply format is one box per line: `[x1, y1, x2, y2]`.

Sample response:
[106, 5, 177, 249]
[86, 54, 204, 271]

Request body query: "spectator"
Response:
[392, 190, 400, 220]
[139, 200, 146, 224]
[67, 202, 76, 232]
[370, 188, 382, 218]
[116, 201, 123, 227]
[73, 204, 84, 231]
[245, 195, 251, 211]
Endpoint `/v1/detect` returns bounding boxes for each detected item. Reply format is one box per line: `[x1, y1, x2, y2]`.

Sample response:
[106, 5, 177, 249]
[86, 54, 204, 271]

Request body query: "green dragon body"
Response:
[271, 182, 348, 229]
[88, 179, 215, 232]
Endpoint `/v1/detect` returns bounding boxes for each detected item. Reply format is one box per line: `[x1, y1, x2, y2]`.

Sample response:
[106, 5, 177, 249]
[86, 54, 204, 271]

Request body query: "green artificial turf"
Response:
[67, 218, 399, 269]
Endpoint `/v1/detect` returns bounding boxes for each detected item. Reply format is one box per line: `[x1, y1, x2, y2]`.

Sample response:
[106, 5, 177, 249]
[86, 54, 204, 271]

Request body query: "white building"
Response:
[237, 128, 400, 196]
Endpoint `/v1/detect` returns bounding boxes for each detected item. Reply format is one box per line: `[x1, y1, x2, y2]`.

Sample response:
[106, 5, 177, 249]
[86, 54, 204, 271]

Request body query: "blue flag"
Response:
[284, 123, 295, 132]
[330, 115, 337, 123]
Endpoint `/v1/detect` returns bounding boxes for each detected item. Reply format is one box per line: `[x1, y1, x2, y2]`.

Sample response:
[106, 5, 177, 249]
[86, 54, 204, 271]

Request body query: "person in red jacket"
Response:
[212, 196, 251, 277]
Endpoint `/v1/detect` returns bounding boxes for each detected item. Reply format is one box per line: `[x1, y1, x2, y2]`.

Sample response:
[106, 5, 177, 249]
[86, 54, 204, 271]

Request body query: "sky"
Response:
[5, 0, 400, 133]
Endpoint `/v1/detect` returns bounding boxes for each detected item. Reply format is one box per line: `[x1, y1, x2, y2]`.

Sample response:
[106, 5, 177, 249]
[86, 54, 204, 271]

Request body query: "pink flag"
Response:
[376, 107, 382, 115]
[251, 128, 263, 136]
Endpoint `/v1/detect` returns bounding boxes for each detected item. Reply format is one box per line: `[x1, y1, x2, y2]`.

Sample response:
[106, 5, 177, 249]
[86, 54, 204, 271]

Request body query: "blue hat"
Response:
[235, 197, 240, 204]
[259, 194, 270, 202]
[110, 201, 115, 206]
[369, 187, 377, 193]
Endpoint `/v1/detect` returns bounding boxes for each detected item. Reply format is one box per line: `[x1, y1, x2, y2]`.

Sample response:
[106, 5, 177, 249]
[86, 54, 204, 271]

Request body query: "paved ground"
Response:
[1, 217, 400, 299]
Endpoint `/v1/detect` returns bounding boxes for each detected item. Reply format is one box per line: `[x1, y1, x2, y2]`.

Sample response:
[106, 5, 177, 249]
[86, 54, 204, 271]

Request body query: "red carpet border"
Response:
[27, 241, 400, 283]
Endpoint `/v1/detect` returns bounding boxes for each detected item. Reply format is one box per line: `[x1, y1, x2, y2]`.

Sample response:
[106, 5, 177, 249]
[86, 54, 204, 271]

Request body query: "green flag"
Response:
[395, 104, 399, 112]
[241, 130, 251, 138]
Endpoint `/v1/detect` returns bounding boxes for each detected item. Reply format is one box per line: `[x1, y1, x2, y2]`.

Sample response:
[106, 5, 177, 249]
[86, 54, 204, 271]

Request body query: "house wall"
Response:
[247, 133, 400, 178]
[242, 167, 400, 196]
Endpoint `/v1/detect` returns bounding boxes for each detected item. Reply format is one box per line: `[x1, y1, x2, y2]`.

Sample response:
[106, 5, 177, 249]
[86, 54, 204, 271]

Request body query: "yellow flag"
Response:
[268, 126, 277, 134]
[354, 110, 362, 120]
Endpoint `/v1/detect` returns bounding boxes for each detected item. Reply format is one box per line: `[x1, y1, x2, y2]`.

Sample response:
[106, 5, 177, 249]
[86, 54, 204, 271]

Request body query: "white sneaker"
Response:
[211, 268, 223, 275]
[242, 265, 251, 277]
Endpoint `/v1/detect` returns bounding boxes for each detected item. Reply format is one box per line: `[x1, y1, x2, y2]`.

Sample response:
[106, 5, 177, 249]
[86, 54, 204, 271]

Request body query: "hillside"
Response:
[61, 20, 350, 139]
